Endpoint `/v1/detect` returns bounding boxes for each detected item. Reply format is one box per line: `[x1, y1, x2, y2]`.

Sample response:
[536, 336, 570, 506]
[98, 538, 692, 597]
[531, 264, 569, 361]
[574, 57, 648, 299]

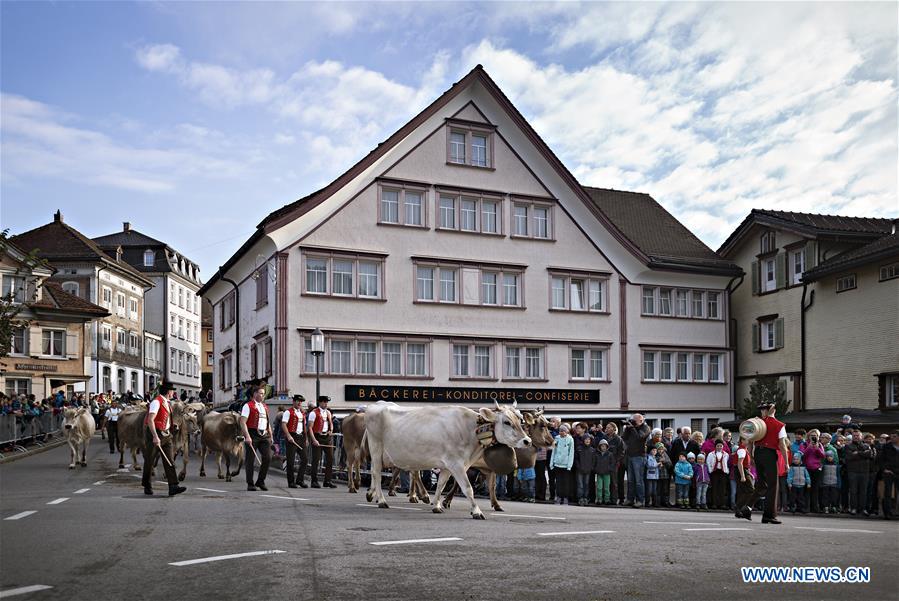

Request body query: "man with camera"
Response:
[622, 413, 651, 507]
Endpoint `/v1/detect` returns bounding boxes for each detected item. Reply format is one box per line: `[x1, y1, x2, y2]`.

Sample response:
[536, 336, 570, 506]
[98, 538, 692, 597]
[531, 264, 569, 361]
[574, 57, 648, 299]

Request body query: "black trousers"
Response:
[658, 478, 671, 506]
[710, 471, 728, 508]
[107, 421, 118, 453]
[808, 469, 822, 512]
[747, 447, 779, 519]
[535, 460, 548, 500]
[734, 475, 754, 512]
[882, 473, 896, 517]
[285, 433, 307, 485]
[554, 468, 572, 500]
[310, 433, 334, 483]
[142, 429, 178, 489]
[789, 486, 808, 512]
[615, 462, 626, 502]
[245, 431, 272, 486]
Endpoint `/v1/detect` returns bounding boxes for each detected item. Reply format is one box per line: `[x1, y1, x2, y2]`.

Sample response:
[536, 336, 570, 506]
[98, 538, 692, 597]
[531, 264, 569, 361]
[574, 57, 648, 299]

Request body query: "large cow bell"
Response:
[483, 445, 517, 474]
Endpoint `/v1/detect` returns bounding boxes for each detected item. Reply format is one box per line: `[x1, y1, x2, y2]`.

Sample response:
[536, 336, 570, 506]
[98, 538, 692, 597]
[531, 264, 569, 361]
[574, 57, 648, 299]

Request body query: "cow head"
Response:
[479, 405, 531, 448]
[62, 407, 86, 430]
[182, 409, 201, 436]
[523, 410, 555, 448]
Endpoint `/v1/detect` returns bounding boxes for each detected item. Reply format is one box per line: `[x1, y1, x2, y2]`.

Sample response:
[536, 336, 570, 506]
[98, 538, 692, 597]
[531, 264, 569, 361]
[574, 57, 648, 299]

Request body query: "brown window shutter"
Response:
[751, 261, 759, 295]
[751, 322, 759, 352]
[775, 253, 786, 289]
[774, 317, 784, 349]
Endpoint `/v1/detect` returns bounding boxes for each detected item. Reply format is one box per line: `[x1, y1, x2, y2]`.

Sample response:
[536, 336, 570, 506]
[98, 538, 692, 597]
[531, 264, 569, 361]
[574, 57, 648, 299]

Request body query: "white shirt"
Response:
[240, 401, 268, 434]
[737, 448, 747, 459]
[104, 407, 122, 422]
[778, 426, 787, 439]
[307, 407, 331, 434]
[282, 408, 304, 435]
[147, 398, 171, 430]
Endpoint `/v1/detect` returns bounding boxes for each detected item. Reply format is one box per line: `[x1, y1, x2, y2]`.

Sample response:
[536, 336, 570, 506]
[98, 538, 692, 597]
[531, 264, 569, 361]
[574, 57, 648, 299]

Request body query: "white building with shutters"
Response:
[199, 65, 743, 431]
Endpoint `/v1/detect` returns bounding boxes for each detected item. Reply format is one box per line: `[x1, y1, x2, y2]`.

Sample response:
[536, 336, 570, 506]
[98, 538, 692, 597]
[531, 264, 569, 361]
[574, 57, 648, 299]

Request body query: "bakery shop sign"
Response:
[345, 385, 599, 404]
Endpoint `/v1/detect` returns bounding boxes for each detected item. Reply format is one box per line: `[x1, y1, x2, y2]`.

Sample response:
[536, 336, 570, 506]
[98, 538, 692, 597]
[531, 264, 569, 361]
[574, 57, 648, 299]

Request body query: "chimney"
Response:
[123, 222, 131, 232]
[54, 210, 63, 223]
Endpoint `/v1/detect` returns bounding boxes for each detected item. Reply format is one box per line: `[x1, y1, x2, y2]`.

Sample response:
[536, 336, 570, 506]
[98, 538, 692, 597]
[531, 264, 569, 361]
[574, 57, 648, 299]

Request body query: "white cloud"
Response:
[135, 43, 181, 71]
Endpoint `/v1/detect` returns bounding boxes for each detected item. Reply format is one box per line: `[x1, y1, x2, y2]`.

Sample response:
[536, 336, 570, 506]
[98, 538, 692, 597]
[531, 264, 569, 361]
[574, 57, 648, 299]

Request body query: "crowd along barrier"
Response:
[0, 412, 65, 458]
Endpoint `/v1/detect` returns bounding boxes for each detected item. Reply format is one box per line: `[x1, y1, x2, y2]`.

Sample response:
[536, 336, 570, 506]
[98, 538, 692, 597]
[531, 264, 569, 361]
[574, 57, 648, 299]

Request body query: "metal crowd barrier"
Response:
[0, 412, 65, 458]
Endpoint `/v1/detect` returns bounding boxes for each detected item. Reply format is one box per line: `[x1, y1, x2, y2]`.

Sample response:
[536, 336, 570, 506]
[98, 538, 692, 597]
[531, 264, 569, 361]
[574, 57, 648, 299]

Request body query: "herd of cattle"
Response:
[60, 400, 554, 519]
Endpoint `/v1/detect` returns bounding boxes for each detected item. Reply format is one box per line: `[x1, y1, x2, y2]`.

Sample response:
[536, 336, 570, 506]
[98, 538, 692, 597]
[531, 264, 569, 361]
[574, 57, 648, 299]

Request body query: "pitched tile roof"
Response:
[31, 281, 110, 317]
[803, 232, 899, 281]
[583, 187, 741, 274]
[718, 209, 895, 255]
[92, 228, 166, 248]
[11, 214, 153, 286]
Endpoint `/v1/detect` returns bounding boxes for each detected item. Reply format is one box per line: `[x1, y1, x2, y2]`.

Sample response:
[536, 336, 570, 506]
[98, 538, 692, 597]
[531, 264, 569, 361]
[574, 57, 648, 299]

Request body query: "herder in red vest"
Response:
[240, 385, 273, 491]
[307, 396, 336, 488]
[280, 394, 308, 489]
[739, 400, 789, 523]
[143, 381, 187, 497]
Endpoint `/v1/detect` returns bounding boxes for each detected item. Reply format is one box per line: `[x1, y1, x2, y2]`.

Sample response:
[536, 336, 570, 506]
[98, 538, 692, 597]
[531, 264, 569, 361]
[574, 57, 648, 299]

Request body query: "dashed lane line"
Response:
[169, 550, 285, 567]
[46, 498, 69, 505]
[537, 530, 615, 536]
[793, 526, 882, 534]
[370, 537, 462, 546]
[3, 511, 37, 521]
[643, 521, 721, 526]
[196, 488, 228, 493]
[495, 513, 567, 521]
[682, 527, 751, 531]
[93, 481, 106, 485]
[259, 495, 310, 501]
[355, 503, 423, 512]
[0, 585, 53, 598]
[74, 488, 90, 494]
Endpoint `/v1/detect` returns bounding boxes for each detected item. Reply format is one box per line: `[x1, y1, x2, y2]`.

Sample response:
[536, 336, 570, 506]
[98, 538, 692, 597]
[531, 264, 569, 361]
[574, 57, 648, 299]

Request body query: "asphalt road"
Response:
[1, 438, 896, 601]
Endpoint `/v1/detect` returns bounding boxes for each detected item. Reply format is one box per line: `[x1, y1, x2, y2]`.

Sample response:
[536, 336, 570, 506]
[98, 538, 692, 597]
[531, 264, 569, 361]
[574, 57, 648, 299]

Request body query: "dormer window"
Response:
[446, 122, 494, 169]
[760, 231, 776, 254]
[143, 249, 154, 267]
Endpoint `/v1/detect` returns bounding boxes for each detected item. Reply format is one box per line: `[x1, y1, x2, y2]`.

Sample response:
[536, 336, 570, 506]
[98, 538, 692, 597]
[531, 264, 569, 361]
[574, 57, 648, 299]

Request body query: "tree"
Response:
[736, 375, 791, 420]
[0, 229, 48, 359]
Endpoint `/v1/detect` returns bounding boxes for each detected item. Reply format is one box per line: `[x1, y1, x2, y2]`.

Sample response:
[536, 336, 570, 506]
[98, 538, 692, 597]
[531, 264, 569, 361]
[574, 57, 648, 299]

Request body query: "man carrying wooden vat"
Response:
[738, 400, 789, 524]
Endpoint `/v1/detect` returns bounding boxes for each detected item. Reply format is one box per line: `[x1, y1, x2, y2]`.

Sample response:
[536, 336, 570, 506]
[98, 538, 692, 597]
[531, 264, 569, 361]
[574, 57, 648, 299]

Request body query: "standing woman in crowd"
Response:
[551, 424, 574, 505]
[604, 422, 625, 505]
[800, 429, 826, 512]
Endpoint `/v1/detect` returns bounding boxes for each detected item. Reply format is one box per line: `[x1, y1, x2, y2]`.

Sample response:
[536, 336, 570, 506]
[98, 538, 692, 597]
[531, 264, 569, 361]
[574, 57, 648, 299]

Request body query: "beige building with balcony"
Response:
[199, 65, 742, 431]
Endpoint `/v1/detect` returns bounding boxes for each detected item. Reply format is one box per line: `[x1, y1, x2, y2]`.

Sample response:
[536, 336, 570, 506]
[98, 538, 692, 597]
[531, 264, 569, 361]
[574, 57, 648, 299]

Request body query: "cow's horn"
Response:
[494, 400, 501, 410]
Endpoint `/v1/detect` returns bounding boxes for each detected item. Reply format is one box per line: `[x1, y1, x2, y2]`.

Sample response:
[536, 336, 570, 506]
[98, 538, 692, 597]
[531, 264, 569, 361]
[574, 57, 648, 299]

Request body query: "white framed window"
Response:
[416, 267, 435, 301]
[439, 196, 456, 229]
[101, 325, 112, 350]
[449, 131, 466, 164]
[302, 335, 430, 378]
[332, 260, 353, 296]
[116, 329, 126, 348]
[525, 347, 544, 379]
[452, 344, 470, 377]
[178, 351, 184, 375]
[658, 288, 672, 316]
[330, 340, 352, 374]
[503, 273, 520, 307]
[358, 262, 380, 298]
[406, 343, 428, 376]
[570, 349, 585, 379]
[764, 259, 777, 292]
[659, 352, 673, 381]
[505, 347, 520, 378]
[143, 249, 154, 267]
[303, 253, 385, 300]
[303, 338, 316, 373]
[482, 272, 497, 305]
[178, 317, 184, 339]
[692, 353, 706, 382]
[792, 248, 805, 285]
[676, 353, 689, 381]
[102, 286, 112, 308]
[706, 292, 719, 320]
[116, 292, 126, 317]
[42, 329, 65, 357]
[511, 202, 553, 240]
[439, 268, 457, 302]
[691, 290, 705, 318]
[570, 348, 608, 381]
[103, 366, 112, 391]
[880, 262, 899, 282]
[761, 321, 776, 351]
[709, 354, 723, 382]
[62, 281, 79, 296]
[885, 375, 898, 407]
[10, 326, 27, 355]
[482, 201, 498, 234]
[551, 273, 607, 313]
[170, 349, 177, 373]
[643, 351, 656, 381]
[357, 341, 378, 375]
[305, 257, 328, 294]
[460, 198, 477, 231]
[760, 231, 776, 254]
[474, 345, 492, 378]
[471, 134, 488, 167]
[178, 286, 184, 308]
[590, 349, 607, 380]
[836, 274, 857, 292]
[642, 287, 655, 314]
[378, 185, 426, 227]
[436, 192, 502, 235]
[504, 345, 544, 380]
[676, 290, 688, 317]
[380, 188, 399, 223]
[129, 332, 139, 355]
[5, 378, 30, 397]
[2, 275, 26, 304]
[382, 342, 402, 376]
[404, 190, 423, 226]
[129, 297, 139, 321]
[446, 125, 492, 168]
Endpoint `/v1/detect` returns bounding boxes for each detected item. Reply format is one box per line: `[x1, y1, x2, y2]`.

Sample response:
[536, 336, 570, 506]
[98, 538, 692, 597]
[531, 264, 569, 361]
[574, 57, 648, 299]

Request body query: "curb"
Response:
[0, 437, 68, 464]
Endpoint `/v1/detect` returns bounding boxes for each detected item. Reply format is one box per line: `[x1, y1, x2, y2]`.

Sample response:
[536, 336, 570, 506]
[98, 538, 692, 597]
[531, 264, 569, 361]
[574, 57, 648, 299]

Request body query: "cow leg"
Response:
[486, 471, 503, 512]
[346, 447, 357, 493]
[199, 445, 207, 477]
[118, 440, 125, 469]
[132, 448, 141, 471]
[80, 439, 88, 467]
[67, 439, 76, 469]
[444, 480, 457, 509]
[366, 439, 389, 508]
[413, 471, 431, 505]
[431, 470, 452, 513]
[179, 442, 187, 481]
[449, 464, 486, 520]
[388, 468, 399, 497]
[224, 453, 231, 482]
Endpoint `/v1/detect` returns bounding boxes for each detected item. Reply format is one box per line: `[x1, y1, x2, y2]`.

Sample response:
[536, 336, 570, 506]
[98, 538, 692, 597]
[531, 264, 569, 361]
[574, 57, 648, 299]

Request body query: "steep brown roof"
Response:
[803, 232, 899, 281]
[583, 187, 741, 275]
[718, 209, 895, 256]
[31, 281, 110, 317]
[11, 214, 154, 287]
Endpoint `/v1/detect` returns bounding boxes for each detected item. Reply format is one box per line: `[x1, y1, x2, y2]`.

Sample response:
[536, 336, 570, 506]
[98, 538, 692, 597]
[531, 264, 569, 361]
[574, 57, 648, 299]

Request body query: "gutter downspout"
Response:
[221, 275, 240, 394]
[95, 264, 107, 394]
[800, 283, 815, 413]
[725, 274, 745, 414]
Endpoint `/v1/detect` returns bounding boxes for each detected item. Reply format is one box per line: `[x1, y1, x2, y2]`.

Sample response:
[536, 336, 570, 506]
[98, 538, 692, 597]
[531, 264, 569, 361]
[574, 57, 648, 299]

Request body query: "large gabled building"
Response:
[93, 223, 203, 398]
[719, 209, 898, 428]
[199, 65, 741, 432]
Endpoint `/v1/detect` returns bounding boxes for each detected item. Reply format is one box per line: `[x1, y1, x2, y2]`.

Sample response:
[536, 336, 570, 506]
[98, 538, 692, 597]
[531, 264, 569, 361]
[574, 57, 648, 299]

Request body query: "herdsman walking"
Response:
[740, 400, 789, 523]
[142, 382, 186, 497]
[103, 398, 122, 454]
[281, 394, 308, 489]
[240, 385, 273, 491]
[307, 396, 336, 488]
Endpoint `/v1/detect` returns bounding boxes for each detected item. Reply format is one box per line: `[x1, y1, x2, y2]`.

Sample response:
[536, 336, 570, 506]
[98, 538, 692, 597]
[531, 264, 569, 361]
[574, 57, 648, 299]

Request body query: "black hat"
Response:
[317, 395, 331, 405]
[292, 394, 305, 402]
[757, 400, 774, 410]
[158, 381, 176, 394]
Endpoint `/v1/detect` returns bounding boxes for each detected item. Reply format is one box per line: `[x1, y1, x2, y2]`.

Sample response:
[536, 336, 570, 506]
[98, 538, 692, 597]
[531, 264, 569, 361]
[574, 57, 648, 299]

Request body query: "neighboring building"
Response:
[12, 212, 154, 396]
[719, 210, 898, 421]
[199, 65, 741, 430]
[201, 298, 213, 392]
[144, 331, 164, 393]
[93, 223, 203, 398]
[1, 239, 109, 398]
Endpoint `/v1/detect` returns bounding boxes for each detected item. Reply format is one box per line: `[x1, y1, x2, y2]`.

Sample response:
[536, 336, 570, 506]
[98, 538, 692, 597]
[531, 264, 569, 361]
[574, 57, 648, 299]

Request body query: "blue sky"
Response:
[2, 2, 896, 280]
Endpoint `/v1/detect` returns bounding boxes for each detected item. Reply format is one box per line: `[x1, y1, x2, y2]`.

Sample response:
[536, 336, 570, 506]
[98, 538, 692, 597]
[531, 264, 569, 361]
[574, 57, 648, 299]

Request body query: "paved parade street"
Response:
[1, 441, 896, 601]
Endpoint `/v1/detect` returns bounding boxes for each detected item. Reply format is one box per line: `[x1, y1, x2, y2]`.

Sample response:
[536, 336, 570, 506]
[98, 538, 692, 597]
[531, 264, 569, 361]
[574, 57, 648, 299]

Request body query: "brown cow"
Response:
[62, 407, 95, 468]
[169, 402, 201, 481]
[342, 411, 430, 503]
[199, 411, 245, 481]
[444, 409, 555, 511]
[116, 407, 146, 470]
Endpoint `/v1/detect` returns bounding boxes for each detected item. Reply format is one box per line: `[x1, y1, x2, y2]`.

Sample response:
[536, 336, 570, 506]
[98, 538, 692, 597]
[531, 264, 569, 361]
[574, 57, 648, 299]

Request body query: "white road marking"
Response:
[370, 537, 462, 546]
[355, 503, 423, 511]
[130, 475, 141, 479]
[496, 513, 567, 521]
[196, 487, 228, 493]
[46, 498, 69, 505]
[260, 495, 310, 501]
[537, 530, 615, 536]
[3, 511, 37, 521]
[643, 521, 721, 526]
[93, 481, 106, 485]
[0, 585, 53, 598]
[793, 526, 882, 534]
[169, 550, 286, 567]
[682, 527, 751, 531]
[156, 481, 169, 485]
[74, 488, 90, 494]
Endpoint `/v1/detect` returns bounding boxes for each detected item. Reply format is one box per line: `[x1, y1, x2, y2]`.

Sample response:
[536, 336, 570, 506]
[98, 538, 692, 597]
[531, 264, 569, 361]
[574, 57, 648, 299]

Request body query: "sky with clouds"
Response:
[2, 1, 896, 279]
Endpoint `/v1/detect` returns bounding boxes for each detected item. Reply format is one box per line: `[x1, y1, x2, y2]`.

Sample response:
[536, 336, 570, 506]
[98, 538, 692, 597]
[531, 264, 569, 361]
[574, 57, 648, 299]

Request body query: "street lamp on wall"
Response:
[311, 328, 324, 401]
